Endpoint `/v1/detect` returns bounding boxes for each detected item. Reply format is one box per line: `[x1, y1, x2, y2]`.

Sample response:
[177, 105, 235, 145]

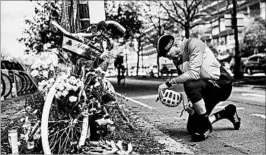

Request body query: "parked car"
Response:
[229, 57, 248, 74]
[160, 64, 178, 76]
[147, 66, 158, 77]
[160, 65, 169, 76]
[243, 54, 266, 75]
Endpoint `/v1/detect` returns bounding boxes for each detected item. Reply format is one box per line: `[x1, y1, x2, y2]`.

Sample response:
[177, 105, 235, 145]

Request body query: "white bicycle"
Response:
[40, 20, 126, 154]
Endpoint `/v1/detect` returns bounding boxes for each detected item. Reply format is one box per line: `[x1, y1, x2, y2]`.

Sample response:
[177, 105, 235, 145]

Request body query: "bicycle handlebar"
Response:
[105, 20, 126, 34]
[51, 20, 126, 38]
[51, 20, 96, 38]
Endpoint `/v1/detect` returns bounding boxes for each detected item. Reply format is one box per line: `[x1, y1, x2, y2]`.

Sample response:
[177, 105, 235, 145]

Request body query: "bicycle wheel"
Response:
[41, 78, 89, 154]
[1, 77, 5, 97]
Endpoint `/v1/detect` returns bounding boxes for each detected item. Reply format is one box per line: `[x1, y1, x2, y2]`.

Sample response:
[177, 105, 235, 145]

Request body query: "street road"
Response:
[108, 77, 265, 154]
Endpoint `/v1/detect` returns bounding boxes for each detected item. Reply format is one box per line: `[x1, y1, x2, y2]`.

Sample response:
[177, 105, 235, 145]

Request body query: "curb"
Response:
[123, 101, 194, 154]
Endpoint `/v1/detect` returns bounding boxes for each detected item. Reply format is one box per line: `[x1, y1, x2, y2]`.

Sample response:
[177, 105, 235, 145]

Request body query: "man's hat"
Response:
[157, 34, 174, 57]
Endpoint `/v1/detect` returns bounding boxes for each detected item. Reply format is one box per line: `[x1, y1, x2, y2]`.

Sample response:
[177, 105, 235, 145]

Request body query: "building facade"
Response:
[197, 0, 266, 54]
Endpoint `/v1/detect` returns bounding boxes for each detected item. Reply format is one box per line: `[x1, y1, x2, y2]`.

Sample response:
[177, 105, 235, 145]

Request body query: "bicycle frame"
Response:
[39, 20, 127, 154]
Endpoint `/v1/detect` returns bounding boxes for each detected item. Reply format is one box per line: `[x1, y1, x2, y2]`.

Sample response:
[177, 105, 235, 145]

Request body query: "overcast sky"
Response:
[1, 1, 36, 58]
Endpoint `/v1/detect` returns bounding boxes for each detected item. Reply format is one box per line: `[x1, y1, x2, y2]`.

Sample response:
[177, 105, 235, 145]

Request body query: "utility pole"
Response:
[125, 48, 129, 76]
[232, 0, 242, 79]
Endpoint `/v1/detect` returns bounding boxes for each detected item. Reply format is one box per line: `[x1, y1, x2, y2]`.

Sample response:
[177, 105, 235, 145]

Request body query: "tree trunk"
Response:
[157, 56, 160, 77]
[157, 23, 162, 77]
[136, 51, 139, 76]
[185, 27, 190, 39]
[232, 0, 243, 79]
[136, 39, 141, 76]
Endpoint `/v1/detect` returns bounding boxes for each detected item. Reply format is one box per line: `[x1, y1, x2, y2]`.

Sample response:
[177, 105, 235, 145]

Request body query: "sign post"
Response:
[88, 1, 106, 24]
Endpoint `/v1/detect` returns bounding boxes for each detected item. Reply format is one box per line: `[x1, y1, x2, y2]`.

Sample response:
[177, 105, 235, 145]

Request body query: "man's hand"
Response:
[158, 83, 169, 92]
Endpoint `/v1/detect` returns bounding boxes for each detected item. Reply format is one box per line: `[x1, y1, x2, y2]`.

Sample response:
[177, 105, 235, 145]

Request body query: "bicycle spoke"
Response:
[59, 128, 70, 154]
[49, 131, 59, 149]
[50, 126, 68, 152]
[48, 117, 84, 154]
[70, 127, 74, 145]
[57, 136, 63, 154]
[49, 127, 65, 137]
[61, 127, 72, 154]
[48, 120, 71, 123]
[46, 87, 89, 154]
[73, 128, 80, 141]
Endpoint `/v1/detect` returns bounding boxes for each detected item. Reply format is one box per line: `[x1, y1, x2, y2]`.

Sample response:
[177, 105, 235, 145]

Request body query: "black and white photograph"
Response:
[1, 0, 265, 154]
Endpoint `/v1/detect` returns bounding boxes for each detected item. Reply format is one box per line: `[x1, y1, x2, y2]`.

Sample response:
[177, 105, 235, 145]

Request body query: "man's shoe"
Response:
[224, 104, 241, 130]
[191, 114, 212, 141]
[191, 129, 212, 142]
[187, 114, 197, 134]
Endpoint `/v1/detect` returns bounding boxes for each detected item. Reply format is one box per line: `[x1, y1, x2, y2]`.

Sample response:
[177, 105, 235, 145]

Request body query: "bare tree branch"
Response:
[160, 2, 185, 27]
[171, 0, 188, 19]
[184, 0, 189, 14]
[144, 36, 157, 46]
[189, 0, 203, 21]
[190, 13, 206, 22]
[142, 2, 160, 31]
[189, 5, 198, 21]
[191, 21, 208, 28]
[188, 0, 196, 11]
[170, 0, 186, 21]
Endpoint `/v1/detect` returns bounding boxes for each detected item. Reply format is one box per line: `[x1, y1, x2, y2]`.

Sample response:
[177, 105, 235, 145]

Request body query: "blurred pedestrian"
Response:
[114, 55, 124, 85]
[156, 34, 241, 141]
[120, 65, 126, 85]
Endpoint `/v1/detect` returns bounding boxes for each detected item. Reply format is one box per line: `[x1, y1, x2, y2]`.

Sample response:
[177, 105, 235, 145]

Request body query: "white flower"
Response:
[42, 58, 51, 66]
[42, 70, 49, 78]
[51, 48, 59, 54]
[46, 83, 52, 89]
[49, 65, 55, 71]
[69, 76, 76, 81]
[39, 80, 48, 87]
[62, 90, 68, 97]
[72, 85, 78, 91]
[94, 82, 100, 88]
[31, 70, 39, 77]
[50, 53, 59, 66]
[49, 78, 55, 84]
[76, 80, 83, 88]
[43, 43, 52, 50]
[65, 83, 73, 91]
[69, 96, 77, 102]
[56, 83, 65, 91]
[33, 128, 41, 140]
[43, 86, 49, 93]
[105, 118, 114, 125]
[23, 55, 35, 66]
[46, 79, 54, 88]
[41, 62, 49, 69]
[107, 125, 115, 132]
[56, 91, 62, 98]
[31, 60, 42, 69]
[95, 118, 106, 126]
[60, 74, 69, 81]
[69, 76, 77, 85]
[45, 15, 50, 21]
[38, 85, 44, 92]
